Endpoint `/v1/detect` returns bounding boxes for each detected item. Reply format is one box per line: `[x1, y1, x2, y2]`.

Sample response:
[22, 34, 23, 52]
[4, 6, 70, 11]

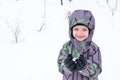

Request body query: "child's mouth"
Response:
[76, 35, 85, 39]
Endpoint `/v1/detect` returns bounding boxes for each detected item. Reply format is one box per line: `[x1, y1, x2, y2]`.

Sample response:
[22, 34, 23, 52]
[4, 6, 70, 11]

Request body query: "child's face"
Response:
[72, 25, 89, 41]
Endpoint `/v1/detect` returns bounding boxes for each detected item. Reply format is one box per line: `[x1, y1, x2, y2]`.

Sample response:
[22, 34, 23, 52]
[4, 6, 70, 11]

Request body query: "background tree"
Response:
[38, 0, 46, 32]
[106, 0, 118, 16]
[3, 16, 23, 43]
[61, 0, 72, 6]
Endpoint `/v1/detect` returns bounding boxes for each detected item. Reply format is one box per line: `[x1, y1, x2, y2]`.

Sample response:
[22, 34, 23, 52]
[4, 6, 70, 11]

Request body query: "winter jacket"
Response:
[57, 10, 102, 80]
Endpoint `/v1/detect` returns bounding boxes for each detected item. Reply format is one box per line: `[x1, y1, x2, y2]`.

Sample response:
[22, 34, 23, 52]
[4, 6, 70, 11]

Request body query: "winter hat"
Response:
[68, 10, 95, 42]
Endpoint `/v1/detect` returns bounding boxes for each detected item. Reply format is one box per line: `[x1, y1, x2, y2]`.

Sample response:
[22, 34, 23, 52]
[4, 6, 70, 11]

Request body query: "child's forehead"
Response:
[73, 25, 88, 29]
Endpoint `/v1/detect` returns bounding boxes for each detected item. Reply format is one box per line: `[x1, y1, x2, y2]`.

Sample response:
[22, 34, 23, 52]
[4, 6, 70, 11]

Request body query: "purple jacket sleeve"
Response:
[79, 47, 102, 78]
[57, 42, 73, 75]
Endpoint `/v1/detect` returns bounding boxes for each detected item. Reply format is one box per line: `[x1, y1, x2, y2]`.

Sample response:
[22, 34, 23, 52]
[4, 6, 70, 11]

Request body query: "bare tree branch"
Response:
[106, 0, 108, 3]
[107, 0, 118, 16]
[3, 17, 22, 43]
[61, 0, 63, 5]
[14, 20, 21, 43]
[38, 0, 46, 32]
[67, 11, 71, 19]
[60, 0, 72, 6]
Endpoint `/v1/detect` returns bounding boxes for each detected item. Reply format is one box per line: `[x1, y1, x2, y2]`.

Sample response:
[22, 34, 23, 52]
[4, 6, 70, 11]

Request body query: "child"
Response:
[57, 10, 102, 80]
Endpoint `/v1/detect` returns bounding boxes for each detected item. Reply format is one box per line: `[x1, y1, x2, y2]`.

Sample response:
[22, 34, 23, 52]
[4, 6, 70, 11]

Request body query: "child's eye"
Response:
[73, 28, 79, 31]
[83, 29, 88, 31]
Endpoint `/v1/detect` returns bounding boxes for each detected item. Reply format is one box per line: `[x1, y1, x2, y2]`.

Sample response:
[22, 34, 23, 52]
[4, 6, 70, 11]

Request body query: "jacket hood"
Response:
[68, 10, 95, 42]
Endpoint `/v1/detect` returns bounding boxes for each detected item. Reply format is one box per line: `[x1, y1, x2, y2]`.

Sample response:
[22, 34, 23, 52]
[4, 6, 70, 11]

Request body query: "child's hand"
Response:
[64, 54, 76, 72]
[76, 55, 87, 70]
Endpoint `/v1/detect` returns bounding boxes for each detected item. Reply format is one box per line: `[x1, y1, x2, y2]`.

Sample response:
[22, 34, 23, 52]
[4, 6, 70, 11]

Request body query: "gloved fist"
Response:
[64, 54, 76, 72]
[76, 55, 87, 70]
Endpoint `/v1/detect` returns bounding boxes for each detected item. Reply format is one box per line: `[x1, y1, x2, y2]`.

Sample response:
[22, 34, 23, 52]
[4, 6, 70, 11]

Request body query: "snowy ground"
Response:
[0, 0, 120, 80]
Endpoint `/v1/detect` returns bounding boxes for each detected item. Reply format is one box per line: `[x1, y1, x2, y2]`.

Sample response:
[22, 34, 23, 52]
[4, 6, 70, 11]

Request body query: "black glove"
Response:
[64, 54, 76, 72]
[76, 55, 87, 70]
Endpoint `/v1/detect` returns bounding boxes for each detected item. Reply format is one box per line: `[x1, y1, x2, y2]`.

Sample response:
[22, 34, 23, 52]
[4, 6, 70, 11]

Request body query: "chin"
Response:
[77, 39, 84, 42]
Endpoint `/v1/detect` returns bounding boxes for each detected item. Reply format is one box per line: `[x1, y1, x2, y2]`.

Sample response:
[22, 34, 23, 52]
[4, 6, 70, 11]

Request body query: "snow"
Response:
[0, 0, 120, 80]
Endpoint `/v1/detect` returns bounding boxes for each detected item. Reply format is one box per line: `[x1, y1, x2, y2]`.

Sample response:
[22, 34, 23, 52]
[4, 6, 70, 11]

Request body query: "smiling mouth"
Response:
[76, 35, 85, 38]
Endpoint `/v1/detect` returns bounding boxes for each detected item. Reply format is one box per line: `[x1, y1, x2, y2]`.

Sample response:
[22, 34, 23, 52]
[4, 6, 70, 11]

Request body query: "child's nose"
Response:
[77, 31, 83, 35]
